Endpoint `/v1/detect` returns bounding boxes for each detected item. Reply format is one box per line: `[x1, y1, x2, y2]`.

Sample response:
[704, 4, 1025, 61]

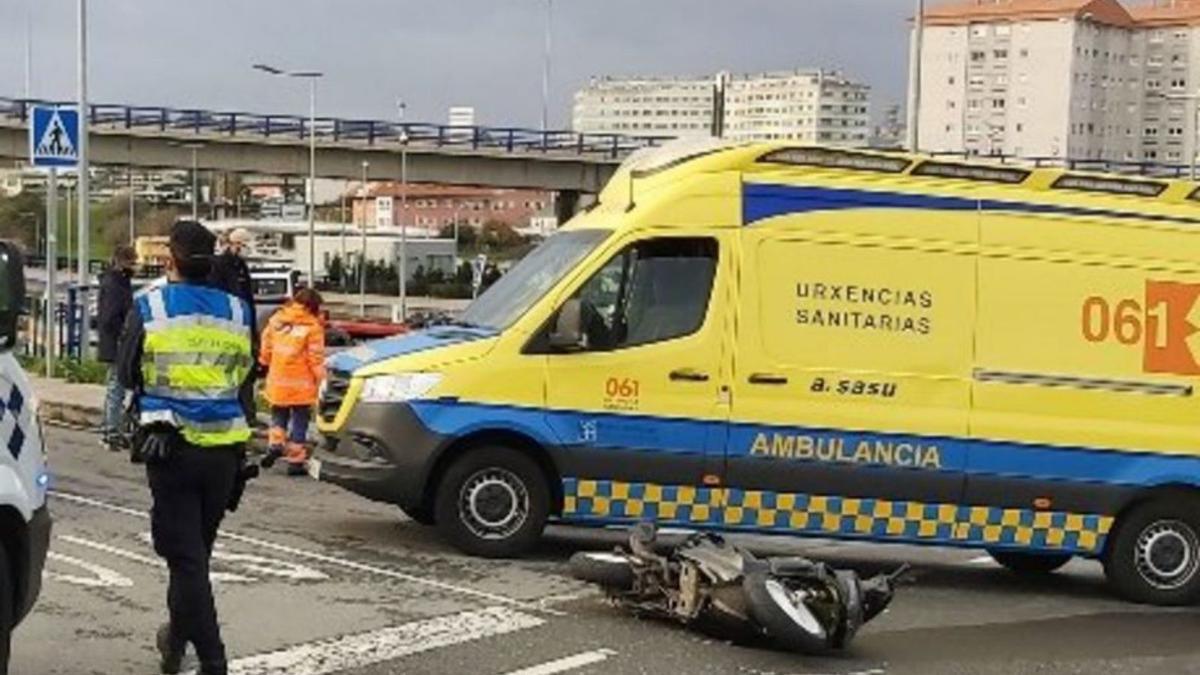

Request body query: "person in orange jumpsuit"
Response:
[259, 288, 325, 475]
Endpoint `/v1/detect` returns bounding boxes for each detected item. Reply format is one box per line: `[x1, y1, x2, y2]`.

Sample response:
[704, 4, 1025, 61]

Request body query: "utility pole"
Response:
[77, 0, 91, 358]
[906, 0, 925, 152]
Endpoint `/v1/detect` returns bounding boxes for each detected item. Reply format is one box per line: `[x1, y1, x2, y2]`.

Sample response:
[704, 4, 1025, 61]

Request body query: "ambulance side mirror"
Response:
[0, 242, 26, 352]
[548, 298, 585, 352]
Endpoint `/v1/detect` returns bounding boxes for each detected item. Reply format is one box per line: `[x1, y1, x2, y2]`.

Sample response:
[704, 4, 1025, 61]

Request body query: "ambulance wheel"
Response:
[434, 446, 550, 558]
[1104, 499, 1200, 606]
[0, 544, 12, 671]
[987, 550, 1072, 575]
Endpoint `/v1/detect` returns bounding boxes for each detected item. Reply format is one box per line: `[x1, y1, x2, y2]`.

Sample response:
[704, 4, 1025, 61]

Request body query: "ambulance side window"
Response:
[567, 237, 717, 352]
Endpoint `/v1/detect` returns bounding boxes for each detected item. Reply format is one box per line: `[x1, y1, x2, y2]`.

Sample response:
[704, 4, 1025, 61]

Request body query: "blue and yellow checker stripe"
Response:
[561, 478, 1114, 555]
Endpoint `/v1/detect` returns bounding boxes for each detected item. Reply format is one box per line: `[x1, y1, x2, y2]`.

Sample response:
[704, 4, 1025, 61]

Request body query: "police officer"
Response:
[117, 220, 255, 675]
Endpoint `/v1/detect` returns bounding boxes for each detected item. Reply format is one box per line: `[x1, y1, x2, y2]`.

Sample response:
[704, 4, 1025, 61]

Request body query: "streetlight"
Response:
[254, 63, 323, 285]
[170, 142, 204, 220]
[77, 0, 92, 358]
[541, 0, 553, 131]
[397, 100, 409, 322]
[1152, 91, 1200, 180]
[359, 160, 369, 317]
[906, 0, 925, 152]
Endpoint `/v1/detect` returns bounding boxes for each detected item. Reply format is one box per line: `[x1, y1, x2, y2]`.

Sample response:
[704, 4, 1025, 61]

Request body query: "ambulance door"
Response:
[727, 225, 977, 519]
[538, 230, 734, 522]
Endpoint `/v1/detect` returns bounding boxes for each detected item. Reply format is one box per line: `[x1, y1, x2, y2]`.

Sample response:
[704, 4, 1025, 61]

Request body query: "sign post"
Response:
[30, 105, 81, 375]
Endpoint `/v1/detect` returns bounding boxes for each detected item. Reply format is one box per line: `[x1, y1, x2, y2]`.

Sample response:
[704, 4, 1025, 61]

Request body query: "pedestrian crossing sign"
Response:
[29, 106, 80, 168]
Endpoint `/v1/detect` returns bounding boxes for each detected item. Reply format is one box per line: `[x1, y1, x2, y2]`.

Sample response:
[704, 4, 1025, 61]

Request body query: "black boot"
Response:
[156, 622, 185, 675]
[260, 447, 283, 469]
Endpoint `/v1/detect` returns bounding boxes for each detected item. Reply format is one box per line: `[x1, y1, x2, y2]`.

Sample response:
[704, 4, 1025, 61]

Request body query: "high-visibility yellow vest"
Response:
[136, 283, 253, 447]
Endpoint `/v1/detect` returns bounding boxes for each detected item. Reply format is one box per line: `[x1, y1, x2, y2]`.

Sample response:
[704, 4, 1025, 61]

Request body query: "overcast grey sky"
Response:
[0, 0, 913, 128]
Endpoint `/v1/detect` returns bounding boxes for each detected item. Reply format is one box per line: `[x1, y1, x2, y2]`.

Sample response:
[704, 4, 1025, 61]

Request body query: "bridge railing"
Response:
[0, 97, 673, 160]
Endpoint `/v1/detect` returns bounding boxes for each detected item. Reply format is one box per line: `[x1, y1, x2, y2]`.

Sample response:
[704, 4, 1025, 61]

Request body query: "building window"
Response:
[1019, 48, 1029, 58]
[971, 25, 988, 38]
[971, 50, 987, 62]
[994, 49, 1008, 59]
[995, 24, 1012, 37]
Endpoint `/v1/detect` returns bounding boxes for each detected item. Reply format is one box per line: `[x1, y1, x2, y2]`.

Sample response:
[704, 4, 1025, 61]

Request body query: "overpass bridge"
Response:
[0, 97, 672, 217]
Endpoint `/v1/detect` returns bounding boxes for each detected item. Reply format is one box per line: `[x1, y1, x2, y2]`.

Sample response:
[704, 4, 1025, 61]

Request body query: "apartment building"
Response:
[351, 184, 552, 235]
[573, 69, 871, 145]
[915, 0, 1200, 164]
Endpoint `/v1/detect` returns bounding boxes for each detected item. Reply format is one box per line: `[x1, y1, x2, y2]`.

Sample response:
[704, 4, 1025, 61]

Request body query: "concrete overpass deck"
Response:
[0, 96, 673, 194]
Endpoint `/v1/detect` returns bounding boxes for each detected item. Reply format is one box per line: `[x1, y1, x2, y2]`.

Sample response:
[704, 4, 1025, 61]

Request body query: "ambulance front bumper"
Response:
[316, 402, 446, 510]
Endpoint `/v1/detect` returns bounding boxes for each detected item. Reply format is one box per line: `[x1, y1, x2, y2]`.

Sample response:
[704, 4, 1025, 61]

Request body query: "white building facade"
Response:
[915, 0, 1200, 165]
[573, 70, 871, 145]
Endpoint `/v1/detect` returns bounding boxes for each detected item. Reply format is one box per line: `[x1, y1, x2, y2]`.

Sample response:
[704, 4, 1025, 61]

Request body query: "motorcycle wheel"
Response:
[569, 551, 636, 591]
[744, 572, 835, 654]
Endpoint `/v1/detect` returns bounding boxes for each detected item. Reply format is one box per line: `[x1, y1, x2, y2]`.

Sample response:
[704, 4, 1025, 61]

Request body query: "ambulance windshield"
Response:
[458, 229, 611, 331]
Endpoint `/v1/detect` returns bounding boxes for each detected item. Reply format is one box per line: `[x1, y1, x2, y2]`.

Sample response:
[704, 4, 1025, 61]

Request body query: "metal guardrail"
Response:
[0, 96, 674, 160]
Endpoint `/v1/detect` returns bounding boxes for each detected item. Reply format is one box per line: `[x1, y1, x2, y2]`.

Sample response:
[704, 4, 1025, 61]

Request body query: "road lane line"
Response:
[501, 648, 618, 675]
[44, 552, 134, 588]
[52, 490, 563, 615]
[58, 534, 255, 583]
[217, 606, 543, 675]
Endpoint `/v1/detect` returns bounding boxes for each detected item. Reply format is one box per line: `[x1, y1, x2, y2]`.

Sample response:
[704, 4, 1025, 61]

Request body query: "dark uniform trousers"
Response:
[147, 442, 240, 667]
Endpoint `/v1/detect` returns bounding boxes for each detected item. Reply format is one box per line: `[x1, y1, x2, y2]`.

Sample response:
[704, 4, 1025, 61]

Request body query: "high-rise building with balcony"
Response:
[913, 0, 1200, 165]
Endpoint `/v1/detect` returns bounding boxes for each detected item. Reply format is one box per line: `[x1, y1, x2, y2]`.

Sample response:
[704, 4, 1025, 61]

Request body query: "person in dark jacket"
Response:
[98, 245, 137, 451]
[208, 228, 254, 313]
[208, 228, 258, 424]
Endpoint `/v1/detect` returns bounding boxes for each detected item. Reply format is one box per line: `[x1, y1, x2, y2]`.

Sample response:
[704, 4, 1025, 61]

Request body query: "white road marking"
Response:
[133, 532, 330, 582]
[216, 606, 544, 675]
[44, 551, 134, 588]
[58, 534, 255, 583]
[52, 490, 561, 615]
[501, 648, 618, 675]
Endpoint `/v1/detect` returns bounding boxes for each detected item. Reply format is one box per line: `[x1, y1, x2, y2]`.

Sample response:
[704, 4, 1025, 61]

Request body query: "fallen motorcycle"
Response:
[569, 523, 906, 653]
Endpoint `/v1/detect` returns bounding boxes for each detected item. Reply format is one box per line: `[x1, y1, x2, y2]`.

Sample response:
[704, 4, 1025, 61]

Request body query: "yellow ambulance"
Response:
[315, 141, 1200, 605]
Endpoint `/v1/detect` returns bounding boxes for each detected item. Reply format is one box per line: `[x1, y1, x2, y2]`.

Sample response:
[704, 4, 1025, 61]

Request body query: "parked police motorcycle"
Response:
[569, 523, 906, 653]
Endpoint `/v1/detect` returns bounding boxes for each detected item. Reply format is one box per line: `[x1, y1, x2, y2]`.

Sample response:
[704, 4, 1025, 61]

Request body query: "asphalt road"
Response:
[16, 426, 1200, 675]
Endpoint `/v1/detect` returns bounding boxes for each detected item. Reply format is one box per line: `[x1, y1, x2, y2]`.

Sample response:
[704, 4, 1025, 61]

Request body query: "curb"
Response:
[40, 400, 104, 431]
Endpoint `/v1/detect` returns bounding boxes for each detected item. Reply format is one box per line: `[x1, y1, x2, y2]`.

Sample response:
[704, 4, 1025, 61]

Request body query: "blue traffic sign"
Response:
[29, 106, 80, 168]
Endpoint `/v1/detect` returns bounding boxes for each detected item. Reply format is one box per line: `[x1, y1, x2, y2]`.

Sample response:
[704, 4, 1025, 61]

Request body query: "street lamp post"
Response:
[399, 129, 409, 322]
[906, 0, 925, 152]
[77, 0, 91, 358]
[170, 143, 204, 220]
[127, 166, 135, 242]
[359, 161, 369, 317]
[397, 100, 409, 322]
[254, 64, 323, 285]
[541, 0, 553, 131]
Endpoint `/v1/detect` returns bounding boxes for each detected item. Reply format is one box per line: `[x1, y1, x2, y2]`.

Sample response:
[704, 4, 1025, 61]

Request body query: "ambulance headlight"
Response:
[359, 373, 443, 403]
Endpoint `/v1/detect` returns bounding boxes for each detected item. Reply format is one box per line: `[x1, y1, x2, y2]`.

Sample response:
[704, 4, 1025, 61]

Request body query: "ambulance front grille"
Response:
[319, 370, 351, 422]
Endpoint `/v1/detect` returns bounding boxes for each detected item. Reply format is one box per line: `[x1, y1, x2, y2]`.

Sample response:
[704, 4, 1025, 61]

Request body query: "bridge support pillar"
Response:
[555, 190, 581, 227]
